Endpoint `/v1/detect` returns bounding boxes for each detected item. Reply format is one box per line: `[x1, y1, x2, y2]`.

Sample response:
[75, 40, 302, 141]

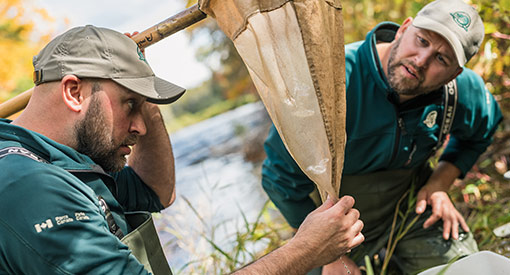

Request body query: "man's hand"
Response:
[233, 196, 364, 274]
[124, 31, 145, 55]
[291, 195, 364, 267]
[415, 161, 469, 240]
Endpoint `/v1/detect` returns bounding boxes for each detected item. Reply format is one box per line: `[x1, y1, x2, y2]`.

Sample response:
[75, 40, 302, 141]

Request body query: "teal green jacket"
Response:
[262, 22, 503, 228]
[0, 119, 164, 274]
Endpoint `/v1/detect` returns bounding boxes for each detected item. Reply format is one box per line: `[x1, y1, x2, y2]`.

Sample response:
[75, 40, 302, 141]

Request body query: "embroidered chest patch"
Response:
[423, 111, 438, 128]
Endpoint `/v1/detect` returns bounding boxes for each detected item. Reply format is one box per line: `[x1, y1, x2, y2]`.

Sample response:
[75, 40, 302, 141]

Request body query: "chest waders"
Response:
[122, 212, 173, 275]
[341, 166, 431, 242]
[308, 80, 459, 260]
[97, 196, 172, 275]
[0, 147, 172, 275]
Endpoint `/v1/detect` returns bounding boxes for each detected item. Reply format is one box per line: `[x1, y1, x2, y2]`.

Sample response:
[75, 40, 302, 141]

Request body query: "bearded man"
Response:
[261, 0, 502, 274]
[0, 25, 364, 274]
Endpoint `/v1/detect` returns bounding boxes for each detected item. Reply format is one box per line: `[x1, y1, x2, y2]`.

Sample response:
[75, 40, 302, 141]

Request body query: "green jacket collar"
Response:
[0, 118, 101, 172]
[361, 22, 400, 95]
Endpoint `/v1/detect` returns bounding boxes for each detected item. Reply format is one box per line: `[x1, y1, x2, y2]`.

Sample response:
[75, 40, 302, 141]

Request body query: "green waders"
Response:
[122, 212, 173, 275]
[309, 165, 478, 275]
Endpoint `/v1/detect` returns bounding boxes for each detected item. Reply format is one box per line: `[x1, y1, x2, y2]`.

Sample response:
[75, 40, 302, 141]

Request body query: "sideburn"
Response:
[74, 94, 123, 172]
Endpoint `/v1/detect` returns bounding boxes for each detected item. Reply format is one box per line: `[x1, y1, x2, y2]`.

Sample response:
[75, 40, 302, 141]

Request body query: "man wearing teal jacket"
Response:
[0, 25, 185, 275]
[0, 26, 365, 274]
[262, 0, 502, 273]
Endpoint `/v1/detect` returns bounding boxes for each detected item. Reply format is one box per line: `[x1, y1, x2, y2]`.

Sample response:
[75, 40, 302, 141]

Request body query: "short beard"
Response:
[74, 93, 135, 173]
[386, 37, 443, 96]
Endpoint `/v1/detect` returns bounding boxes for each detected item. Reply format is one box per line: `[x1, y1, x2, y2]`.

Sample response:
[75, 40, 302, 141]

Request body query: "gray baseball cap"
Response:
[32, 25, 185, 104]
[412, 0, 485, 67]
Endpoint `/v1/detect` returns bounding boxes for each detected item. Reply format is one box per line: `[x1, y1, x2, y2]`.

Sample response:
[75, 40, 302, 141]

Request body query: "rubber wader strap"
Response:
[97, 196, 125, 239]
[122, 212, 173, 275]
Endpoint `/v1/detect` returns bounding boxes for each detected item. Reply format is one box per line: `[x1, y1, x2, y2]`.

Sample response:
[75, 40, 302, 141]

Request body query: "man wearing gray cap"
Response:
[261, 0, 502, 273]
[0, 25, 364, 274]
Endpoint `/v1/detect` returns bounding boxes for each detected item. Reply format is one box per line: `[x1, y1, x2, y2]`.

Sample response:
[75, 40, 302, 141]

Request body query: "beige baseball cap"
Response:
[412, 0, 485, 67]
[32, 25, 185, 104]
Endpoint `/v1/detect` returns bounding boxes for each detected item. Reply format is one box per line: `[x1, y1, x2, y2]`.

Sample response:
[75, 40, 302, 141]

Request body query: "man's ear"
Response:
[395, 17, 413, 40]
[61, 75, 84, 112]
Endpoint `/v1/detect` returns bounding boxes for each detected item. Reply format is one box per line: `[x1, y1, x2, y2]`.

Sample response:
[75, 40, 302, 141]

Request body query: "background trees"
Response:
[0, 0, 54, 102]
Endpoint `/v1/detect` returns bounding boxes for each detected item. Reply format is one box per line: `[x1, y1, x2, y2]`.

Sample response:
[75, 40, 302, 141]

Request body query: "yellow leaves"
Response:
[0, 41, 34, 99]
[501, 0, 510, 10]
[0, 0, 53, 102]
[484, 23, 498, 34]
[33, 8, 54, 23]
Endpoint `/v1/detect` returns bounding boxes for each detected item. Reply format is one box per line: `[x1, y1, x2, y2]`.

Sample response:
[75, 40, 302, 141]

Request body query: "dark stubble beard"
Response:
[74, 94, 136, 172]
[386, 36, 444, 97]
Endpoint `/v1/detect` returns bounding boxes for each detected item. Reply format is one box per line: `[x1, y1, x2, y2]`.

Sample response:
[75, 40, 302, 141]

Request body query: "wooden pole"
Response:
[0, 89, 33, 118]
[132, 5, 206, 49]
[0, 4, 206, 119]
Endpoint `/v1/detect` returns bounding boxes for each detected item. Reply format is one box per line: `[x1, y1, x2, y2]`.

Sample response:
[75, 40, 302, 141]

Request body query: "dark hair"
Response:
[82, 78, 103, 94]
[91, 81, 102, 94]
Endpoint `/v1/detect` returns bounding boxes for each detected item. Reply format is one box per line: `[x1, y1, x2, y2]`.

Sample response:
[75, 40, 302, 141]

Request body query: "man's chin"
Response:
[98, 158, 127, 173]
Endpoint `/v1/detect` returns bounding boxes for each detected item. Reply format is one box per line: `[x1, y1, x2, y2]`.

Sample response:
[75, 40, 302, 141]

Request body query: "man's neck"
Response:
[376, 42, 392, 78]
[12, 99, 76, 148]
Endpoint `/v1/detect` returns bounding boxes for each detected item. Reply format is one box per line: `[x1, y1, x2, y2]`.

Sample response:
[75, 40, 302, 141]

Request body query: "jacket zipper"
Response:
[390, 104, 407, 164]
[390, 117, 401, 164]
[405, 142, 417, 166]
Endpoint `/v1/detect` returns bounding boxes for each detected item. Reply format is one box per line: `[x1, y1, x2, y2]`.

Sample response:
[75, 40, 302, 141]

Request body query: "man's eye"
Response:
[437, 54, 447, 65]
[127, 100, 135, 109]
[417, 36, 427, 45]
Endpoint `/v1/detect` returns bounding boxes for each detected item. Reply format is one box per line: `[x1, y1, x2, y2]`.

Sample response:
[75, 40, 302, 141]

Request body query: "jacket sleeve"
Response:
[112, 167, 165, 213]
[439, 70, 503, 177]
[262, 126, 317, 228]
[0, 163, 149, 275]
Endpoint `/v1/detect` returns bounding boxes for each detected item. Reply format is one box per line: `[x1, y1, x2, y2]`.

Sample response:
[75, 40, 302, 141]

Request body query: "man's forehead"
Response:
[108, 80, 147, 101]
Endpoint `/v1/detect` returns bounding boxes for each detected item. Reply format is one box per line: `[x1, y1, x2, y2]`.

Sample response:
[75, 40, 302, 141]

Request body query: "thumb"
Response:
[332, 195, 355, 214]
[316, 195, 335, 212]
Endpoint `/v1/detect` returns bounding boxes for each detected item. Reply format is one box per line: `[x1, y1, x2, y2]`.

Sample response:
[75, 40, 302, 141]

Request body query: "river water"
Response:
[154, 102, 273, 272]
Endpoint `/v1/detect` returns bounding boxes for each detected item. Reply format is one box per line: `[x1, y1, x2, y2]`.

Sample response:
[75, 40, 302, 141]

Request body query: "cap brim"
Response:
[413, 17, 466, 67]
[112, 76, 186, 104]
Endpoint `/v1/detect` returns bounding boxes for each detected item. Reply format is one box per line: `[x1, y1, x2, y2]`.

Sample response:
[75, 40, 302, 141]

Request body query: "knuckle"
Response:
[340, 195, 355, 207]
[357, 220, 364, 231]
[346, 208, 360, 221]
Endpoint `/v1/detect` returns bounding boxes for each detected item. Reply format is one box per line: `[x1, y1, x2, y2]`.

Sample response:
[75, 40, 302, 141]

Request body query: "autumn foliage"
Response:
[0, 0, 53, 102]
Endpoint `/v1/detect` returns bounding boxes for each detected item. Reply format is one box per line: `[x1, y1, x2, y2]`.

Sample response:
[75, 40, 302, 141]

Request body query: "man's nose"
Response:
[129, 112, 147, 136]
[414, 51, 431, 69]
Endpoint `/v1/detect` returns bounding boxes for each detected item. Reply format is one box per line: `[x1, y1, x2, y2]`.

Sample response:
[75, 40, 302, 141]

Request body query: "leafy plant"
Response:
[381, 181, 420, 275]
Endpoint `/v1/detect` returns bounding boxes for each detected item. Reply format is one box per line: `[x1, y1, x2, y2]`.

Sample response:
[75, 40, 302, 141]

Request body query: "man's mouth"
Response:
[120, 143, 135, 155]
[403, 64, 418, 79]
[119, 145, 131, 155]
[120, 135, 138, 156]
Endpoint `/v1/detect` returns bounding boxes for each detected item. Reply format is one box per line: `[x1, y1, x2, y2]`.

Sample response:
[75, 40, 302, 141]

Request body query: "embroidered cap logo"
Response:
[450, 11, 471, 32]
[137, 47, 148, 64]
